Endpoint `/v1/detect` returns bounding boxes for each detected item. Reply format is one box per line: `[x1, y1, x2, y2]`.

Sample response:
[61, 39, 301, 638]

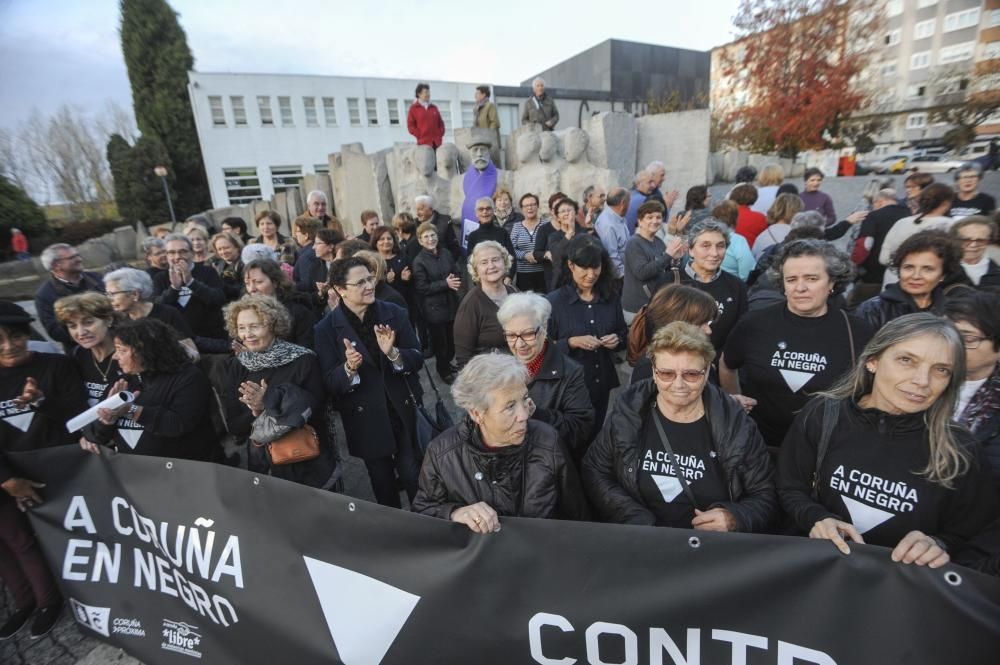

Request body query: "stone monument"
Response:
[449, 128, 513, 249]
[557, 127, 620, 203]
[387, 144, 451, 215]
[513, 129, 562, 208]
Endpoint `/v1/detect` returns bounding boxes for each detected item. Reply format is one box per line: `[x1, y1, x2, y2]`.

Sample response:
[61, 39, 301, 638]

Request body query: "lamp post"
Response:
[153, 165, 177, 224]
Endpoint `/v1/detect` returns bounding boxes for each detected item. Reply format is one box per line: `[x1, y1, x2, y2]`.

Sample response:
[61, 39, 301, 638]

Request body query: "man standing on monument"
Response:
[407, 83, 446, 150]
[521, 78, 559, 130]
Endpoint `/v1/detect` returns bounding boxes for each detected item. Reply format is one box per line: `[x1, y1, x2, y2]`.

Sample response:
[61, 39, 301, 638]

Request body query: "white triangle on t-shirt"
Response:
[841, 495, 895, 534]
[118, 428, 143, 449]
[2, 411, 34, 432]
[652, 474, 685, 503]
[779, 369, 815, 393]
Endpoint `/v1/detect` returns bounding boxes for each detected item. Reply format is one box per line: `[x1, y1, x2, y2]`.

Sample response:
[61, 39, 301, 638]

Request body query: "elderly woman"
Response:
[252, 210, 288, 251]
[950, 216, 1000, 288]
[315, 256, 424, 507]
[678, 218, 748, 354]
[630, 284, 718, 382]
[497, 293, 594, 462]
[453, 240, 517, 369]
[54, 293, 122, 405]
[752, 193, 804, 258]
[540, 196, 588, 292]
[103, 267, 197, 358]
[372, 226, 415, 316]
[800, 167, 836, 226]
[243, 259, 317, 349]
[509, 194, 548, 293]
[584, 322, 776, 531]
[210, 231, 246, 301]
[307, 228, 340, 293]
[356, 250, 408, 311]
[547, 234, 627, 439]
[721, 240, 875, 448]
[184, 224, 211, 266]
[495, 187, 523, 233]
[221, 295, 336, 488]
[623, 200, 685, 322]
[465, 196, 517, 281]
[80, 318, 217, 461]
[856, 230, 970, 331]
[412, 222, 461, 382]
[0, 303, 86, 639]
[778, 313, 998, 566]
[412, 353, 588, 530]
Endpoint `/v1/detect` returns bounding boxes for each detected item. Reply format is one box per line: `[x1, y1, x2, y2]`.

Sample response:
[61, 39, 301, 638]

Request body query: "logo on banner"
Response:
[70, 598, 110, 637]
[304, 556, 420, 665]
[770, 342, 827, 393]
[161, 619, 202, 658]
[112, 617, 145, 638]
[828, 465, 919, 534]
[0, 398, 35, 432]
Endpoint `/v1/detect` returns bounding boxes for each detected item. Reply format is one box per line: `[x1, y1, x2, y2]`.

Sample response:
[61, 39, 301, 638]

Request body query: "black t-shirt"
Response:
[724, 304, 874, 447]
[680, 270, 748, 351]
[638, 411, 729, 528]
[951, 193, 996, 219]
[71, 346, 123, 406]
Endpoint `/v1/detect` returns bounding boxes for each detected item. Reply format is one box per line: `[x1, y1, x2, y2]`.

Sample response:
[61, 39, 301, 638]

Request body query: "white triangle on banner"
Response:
[118, 428, 143, 449]
[2, 411, 34, 432]
[652, 474, 684, 503]
[841, 495, 895, 534]
[303, 556, 420, 665]
[779, 369, 815, 393]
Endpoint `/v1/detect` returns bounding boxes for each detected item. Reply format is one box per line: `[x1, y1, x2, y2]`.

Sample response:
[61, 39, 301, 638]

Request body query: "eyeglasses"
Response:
[236, 323, 268, 335]
[503, 327, 540, 345]
[959, 237, 989, 247]
[166, 249, 191, 256]
[345, 276, 376, 288]
[476, 207, 494, 213]
[962, 333, 987, 350]
[652, 367, 707, 383]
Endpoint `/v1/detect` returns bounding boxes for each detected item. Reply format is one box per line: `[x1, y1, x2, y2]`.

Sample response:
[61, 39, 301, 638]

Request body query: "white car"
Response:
[907, 155, 968, 174]
[866, 153, 911, 174]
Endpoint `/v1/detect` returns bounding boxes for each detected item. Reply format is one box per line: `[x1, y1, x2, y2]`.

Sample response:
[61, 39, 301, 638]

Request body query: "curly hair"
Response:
[111, 318, 189, 375]
[890, 229, 964, 284]
[223, 294, 292, 341]
[467, 240, 513, 285]
[767, 239, 855, 296]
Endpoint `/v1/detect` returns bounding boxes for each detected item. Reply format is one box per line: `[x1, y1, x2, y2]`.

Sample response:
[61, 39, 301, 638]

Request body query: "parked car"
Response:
[907, 154, 968, 174]
[867, 153, 911, 174]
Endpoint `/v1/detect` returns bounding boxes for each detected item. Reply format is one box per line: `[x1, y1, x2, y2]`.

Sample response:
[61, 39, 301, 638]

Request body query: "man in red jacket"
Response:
[406, 83, 445, 149]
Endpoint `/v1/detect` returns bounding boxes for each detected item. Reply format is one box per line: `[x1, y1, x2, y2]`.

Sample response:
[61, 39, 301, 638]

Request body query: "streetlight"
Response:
[154, 165, 177, 224]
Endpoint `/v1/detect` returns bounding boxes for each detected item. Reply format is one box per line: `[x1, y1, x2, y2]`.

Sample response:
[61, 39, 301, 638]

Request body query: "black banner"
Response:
[13, 447, 1000, 665]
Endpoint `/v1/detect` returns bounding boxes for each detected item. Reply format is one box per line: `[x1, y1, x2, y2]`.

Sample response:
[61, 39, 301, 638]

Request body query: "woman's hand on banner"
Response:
[451, 502, 500, 534]
[692, 508, 736, 532]
[810, 517, 864, 555]
[79, 437, 101, 455]
[2, 477, 45, 511]
[891, 530, 949, 568]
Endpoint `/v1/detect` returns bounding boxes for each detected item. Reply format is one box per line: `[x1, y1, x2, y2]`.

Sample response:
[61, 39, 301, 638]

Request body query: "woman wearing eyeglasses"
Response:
[583, 321, 776, 532]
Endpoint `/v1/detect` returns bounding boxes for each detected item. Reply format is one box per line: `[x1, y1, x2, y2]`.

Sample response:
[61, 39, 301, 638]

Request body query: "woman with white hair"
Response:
[497, 292, 594, 460]
[453, 240, 517, 370]
[412, 353, 588, 531]
[103, 267, 198, 358]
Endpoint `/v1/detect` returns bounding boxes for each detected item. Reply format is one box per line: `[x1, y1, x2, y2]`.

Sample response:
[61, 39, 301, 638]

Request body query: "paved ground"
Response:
[5, 172, 1000, 664]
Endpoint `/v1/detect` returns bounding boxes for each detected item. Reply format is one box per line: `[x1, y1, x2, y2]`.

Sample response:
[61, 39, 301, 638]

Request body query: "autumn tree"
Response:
[931, 59, 1000, 150]
[717, 0, 883, 157]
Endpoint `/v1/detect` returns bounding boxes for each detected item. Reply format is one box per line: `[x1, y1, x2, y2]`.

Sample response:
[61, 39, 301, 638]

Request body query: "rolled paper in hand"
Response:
[66, 391, 134, 432]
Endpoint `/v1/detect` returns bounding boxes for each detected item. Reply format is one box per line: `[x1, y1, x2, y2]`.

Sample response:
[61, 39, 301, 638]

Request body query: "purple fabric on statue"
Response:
[461, 161, 498, 249]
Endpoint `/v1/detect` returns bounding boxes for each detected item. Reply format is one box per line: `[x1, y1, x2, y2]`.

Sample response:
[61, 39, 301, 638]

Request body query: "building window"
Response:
[939, 42, 975, 65]
[347, 98, 361, 126]
[938, 77, 970, 95]
[223, 167, 261, 204]
[230, 96, 247, 126]
[917, 0, 936, 7]
[322, 97, 337, 126]
[880, 61, 897, 77]
[906, 113, 927, 129]
[461, 102, 476, 128]
[271, 166, 303, 195]
[886, 0, 902, 18]
[944, 8, 980, 33]
[433, 100, 451, 131]
[910, 51, 931, 69]
[986, 42, 1000, 61]
[278, 96, 293, 127]
[314, 164, 330, 175]
[387, 99, 400, 125]
[365, 98, 379, 126]
[208, 96, 226, 127]
[303, 97, 318, 127]
[913, 20, 934, 40]
[885, 30, 901, 46]
[906, 84, 926, 99]
[256, 96, 273, 127]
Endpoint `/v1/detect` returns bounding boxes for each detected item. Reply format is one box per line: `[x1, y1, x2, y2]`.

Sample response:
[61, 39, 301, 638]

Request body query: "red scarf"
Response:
[526, 341, 548, 379]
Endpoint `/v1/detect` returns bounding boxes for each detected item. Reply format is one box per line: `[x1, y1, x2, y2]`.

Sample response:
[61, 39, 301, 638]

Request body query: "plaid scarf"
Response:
[958, 363, 1000, 434]
[237, 340, 313, 372]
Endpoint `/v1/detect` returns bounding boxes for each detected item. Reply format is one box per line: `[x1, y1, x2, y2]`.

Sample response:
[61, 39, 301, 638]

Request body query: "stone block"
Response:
[329, 145, 396, 236]
[77, 236, 118, 268]
[721, 150, 749, 182]
[636, 110, 711, 201]
[585, 112, 637, 187]
[505, 123, 544, 172]
[113, 225, 137, 260]
[386, 143, 452, 215]
[205, 206, 252, 229]
[747, 153, 776, 172]
[789, 162, 805, 178]
[271, 192, 290, 233]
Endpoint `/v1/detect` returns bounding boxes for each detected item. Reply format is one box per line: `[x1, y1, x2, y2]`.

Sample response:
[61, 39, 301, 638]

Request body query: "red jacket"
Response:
[735, 206, 768, 247]
[407, 101, 445, 148]
[11, 232, 28, 253]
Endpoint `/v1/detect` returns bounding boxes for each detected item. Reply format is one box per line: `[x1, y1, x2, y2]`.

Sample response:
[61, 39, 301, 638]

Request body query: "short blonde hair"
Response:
[758, 163, 785, 187]
[223, 294, 292, 341]
[416, 221, 437, 238]
[467, 240, 512, 285]
[211, 231, 245, 253]
[646, 321, 715, 369]
[493, 186, 513, 204]
[184, 224, 209, 241]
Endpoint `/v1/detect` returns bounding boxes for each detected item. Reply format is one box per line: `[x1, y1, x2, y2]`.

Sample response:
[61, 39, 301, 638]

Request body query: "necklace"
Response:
[92, 351, 115, 383]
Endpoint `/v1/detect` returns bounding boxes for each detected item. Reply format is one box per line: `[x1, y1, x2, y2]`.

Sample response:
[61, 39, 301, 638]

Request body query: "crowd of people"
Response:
[2, 147, 1000, 641]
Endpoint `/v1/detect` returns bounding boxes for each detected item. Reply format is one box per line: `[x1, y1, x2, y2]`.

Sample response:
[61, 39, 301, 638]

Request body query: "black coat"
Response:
[282, 298, 318, 350]
[582, 380, 777, 532]
[211, 258, 245, 302]
[314, 301, 423, 460]
[412, 418, 589, 521]
[528, 345, 595, 456]
[429, 211, 463, 262]
[221, 352, 336, 488]
[853, 282, 962, 330]
[412, 248, 459, 324]
[153, 263, 228, 339]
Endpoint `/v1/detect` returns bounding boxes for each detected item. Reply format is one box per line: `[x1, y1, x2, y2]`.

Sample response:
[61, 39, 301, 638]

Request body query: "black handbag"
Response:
[405, 365, 455, 455]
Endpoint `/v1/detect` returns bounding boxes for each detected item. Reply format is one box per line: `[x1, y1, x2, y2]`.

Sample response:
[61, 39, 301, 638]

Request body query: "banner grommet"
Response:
[688, 536, 701, 549]
[165, 461, 173, 470]
[252, 477, 260, 485]
[348, 502, 356, 512]
[944, 571, 962, 587]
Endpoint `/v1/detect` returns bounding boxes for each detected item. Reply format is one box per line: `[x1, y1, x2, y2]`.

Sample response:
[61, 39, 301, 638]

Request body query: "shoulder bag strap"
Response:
[651, 409, 701, 510]
[840, 310, 856, 366]
[811, 398, 840, 501]
[422, 363, 442, 402]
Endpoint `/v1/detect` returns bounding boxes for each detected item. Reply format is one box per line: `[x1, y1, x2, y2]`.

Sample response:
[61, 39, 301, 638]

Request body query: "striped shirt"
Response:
[510, 220, 548, 273]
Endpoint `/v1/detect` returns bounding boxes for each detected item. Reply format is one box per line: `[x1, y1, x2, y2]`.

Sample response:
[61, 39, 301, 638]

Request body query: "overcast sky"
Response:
[0, 0, 740, 131]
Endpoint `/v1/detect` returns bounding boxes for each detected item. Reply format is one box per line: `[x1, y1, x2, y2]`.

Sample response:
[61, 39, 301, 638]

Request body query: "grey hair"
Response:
[163, 233, 192, 251]
[645, 160, 665, 173]
[766, 239, 855, 295]
[789, 210, 827, 230]
[874, 188, 897, 203]
[104, 267, 154, 300]
[452, 353, 529, 413]
[633, 170, 650, 185]
[476, 196, 494, 210]
[242, 244, 278, 264]
[466, 240, 513, 285]
[496, 292, 552, 330]
[685, 218, 731, 248]
[41, 243, 73, 271]
[414, 194, 434, 208]
[306, 190, 328, 204]
[141, 237, 164, 255]
[817, 313, 968, 488]
[956, 162, 983, 179]
[532, 77, 546, 87]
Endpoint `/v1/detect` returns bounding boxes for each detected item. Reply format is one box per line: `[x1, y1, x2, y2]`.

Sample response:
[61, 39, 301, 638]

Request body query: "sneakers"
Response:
[0, 606, 34, 640]
[30, 603, 62, 639]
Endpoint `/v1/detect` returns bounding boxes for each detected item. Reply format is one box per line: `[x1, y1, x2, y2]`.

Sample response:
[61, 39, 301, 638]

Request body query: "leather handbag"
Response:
[255, 424, 320, 466]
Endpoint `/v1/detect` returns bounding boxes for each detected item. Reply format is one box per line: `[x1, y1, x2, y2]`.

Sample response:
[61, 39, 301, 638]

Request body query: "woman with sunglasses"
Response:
[583, 322, 776, 532]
